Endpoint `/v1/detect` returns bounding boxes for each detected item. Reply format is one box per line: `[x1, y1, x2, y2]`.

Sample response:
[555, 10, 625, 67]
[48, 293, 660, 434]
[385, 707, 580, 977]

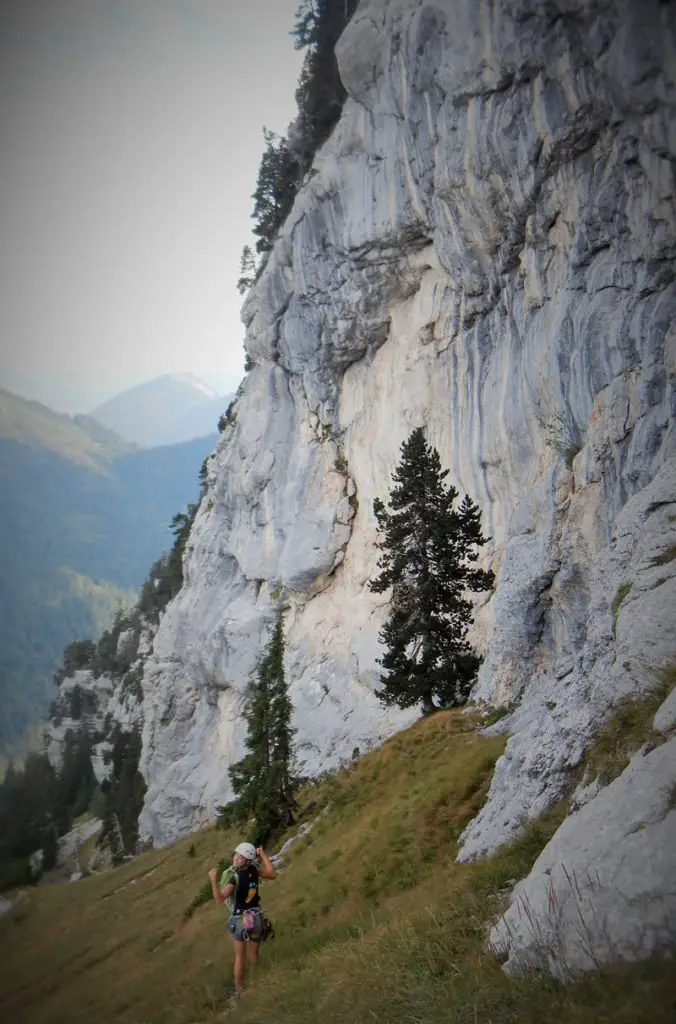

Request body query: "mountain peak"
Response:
[90, 374, 231, 447]
[162, 373, 220, 401]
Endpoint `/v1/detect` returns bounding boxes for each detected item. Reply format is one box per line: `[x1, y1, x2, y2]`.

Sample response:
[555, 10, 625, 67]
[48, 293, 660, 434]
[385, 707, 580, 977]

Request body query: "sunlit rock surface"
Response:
[138, 4, 676, 964]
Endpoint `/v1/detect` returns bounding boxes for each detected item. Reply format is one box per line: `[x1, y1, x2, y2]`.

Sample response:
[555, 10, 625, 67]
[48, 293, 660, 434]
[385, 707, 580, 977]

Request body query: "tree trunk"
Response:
[421, 694, 436, 716]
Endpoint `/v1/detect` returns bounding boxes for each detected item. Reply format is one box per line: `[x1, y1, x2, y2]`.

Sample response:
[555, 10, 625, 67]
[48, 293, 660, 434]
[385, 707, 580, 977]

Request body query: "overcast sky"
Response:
[0, 0, 304, 412]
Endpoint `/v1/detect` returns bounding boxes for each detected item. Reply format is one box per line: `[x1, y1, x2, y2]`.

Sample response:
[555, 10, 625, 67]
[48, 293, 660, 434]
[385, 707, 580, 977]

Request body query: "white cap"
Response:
[234, 842, 257, 862]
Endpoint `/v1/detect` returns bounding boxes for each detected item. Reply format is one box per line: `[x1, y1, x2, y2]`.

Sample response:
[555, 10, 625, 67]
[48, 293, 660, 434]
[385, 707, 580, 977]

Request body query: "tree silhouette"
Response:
[369, 429, 494, 715]
[225, 616, 296, 845]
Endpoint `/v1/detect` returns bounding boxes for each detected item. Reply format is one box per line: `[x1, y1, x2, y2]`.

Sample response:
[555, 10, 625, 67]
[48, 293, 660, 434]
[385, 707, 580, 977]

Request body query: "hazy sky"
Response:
[0, 0, 304, 412]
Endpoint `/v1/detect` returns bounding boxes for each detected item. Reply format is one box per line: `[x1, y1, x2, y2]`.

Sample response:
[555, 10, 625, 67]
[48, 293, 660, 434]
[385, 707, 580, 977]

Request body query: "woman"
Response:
[208, 842, 276, 1000]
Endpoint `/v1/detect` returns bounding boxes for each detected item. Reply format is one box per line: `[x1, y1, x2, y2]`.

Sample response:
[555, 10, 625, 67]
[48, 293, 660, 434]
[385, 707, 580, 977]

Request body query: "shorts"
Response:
[229, 908, 264, 943]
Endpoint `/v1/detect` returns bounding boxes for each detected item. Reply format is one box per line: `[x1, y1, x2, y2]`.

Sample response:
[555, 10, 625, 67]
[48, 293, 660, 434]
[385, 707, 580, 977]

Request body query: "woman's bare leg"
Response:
[246, 939, 260, 980]
[233, 940, 247, 995]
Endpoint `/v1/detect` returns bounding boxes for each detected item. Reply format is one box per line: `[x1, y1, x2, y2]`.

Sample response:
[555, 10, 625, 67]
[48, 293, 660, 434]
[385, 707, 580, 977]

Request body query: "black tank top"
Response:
[233, 864, 260, 914]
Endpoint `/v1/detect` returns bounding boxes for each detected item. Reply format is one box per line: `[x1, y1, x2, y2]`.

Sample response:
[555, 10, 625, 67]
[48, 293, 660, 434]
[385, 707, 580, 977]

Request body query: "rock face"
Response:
[459, 457, 676, 860]
[45, 670, 114, 771]
[139, 0, 676, 943]
[490, 729, 676, 976]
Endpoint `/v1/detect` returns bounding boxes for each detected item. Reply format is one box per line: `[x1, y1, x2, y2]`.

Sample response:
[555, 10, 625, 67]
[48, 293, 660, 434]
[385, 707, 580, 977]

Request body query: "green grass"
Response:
[583, 668, 676, 785]
[652, 543, 676, 567]
[0, 712, 673, 1024]
[481, 701, 517, 727]
[611, 582, 632, 636]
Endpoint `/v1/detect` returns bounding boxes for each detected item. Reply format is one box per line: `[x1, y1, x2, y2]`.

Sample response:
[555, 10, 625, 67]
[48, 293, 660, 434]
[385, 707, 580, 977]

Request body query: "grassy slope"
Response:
[0, 712, 673, 1024]
[0, 389, 136, 471]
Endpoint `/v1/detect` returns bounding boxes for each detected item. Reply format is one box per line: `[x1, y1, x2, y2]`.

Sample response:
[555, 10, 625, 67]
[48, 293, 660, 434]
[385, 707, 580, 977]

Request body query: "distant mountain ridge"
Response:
[90, 373, 232, 447]
[0, 389, 138, 469]
[0, 389, 218, 755]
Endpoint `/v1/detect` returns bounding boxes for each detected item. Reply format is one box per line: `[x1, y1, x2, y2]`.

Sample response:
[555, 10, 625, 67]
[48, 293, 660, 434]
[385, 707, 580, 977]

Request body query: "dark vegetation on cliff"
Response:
[237, 0, 359, 294]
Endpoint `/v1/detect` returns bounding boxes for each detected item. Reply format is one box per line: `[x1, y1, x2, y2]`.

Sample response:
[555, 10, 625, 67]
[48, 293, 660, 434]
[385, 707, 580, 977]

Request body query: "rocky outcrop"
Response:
[460, 457, 676, 860]
[46, 670, 114, 772]
[46, 623, 151, 782]
[490, 725, 676, 976]
[139, 0, 676, 926]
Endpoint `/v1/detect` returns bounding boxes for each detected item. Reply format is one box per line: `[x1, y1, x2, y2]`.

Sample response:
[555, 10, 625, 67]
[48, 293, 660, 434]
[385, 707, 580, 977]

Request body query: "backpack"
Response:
[218, 865, 238, 913]
[219, 864, 275, 941]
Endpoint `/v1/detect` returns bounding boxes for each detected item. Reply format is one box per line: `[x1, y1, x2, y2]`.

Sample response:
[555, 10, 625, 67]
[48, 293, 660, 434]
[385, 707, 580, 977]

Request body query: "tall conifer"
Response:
[369, 429, 494, 715]
[228, 615, 296, 845]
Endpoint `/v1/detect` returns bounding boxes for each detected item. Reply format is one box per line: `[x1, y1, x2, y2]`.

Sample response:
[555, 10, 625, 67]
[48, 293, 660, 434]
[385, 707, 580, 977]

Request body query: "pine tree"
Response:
[167, 502, 198, 596]
[266, 617, 296, 826]
[69, 684, 83, 720]
[54, 639, 97, 684]
[251, 130, 299, 254]
[115, 729, 146, 854]
[369, 428, 494, 715]
[227, 616, 296, 845]
[291, 1, 359, 178]
[292, 0, 317, 47]
[244, 1, 359, 260]
[198, 457, 209, 498]
[0, 752, 60, 863]
[57, 730, 95, 815]
[98, 727, 146, 861]
[236, 245, 258, 295]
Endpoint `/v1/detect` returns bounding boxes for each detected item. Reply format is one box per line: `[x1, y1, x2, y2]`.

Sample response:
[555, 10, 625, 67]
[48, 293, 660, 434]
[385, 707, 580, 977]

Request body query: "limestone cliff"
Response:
[137, 0, 675, 966]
